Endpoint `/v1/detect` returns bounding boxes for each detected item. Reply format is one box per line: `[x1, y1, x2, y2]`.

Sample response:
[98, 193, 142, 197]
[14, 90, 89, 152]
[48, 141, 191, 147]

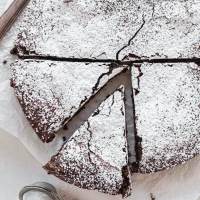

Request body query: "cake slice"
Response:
[10, 60, 123, 142]
[44, 88, 132, 197]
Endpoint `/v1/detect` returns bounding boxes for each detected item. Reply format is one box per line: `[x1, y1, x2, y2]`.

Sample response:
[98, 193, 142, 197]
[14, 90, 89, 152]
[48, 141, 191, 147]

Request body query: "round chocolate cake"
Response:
[7, 0, 200, 197]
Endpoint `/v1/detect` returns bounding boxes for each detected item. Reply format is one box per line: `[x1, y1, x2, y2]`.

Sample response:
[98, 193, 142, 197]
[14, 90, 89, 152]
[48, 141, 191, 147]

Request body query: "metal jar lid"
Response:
[19, 182, 62, 200]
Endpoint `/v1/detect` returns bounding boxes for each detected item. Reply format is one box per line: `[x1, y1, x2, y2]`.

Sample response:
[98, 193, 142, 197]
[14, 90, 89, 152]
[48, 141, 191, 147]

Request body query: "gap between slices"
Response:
[60, 67, 139, 171]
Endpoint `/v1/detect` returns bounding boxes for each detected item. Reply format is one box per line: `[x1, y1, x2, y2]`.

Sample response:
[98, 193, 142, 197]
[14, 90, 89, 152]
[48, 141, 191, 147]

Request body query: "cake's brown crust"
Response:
[10, 79, 56, 142]
[44, 158, 125, 196]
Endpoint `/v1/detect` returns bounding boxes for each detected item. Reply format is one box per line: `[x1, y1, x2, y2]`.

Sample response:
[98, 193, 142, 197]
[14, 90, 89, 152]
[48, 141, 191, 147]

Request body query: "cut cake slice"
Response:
[44, 88, 132, 197]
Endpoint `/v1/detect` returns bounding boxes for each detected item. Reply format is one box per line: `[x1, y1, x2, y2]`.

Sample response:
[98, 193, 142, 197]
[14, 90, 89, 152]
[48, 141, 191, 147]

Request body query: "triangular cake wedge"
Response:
[10, 60, 123, 142]
[44, 88, 132, 197]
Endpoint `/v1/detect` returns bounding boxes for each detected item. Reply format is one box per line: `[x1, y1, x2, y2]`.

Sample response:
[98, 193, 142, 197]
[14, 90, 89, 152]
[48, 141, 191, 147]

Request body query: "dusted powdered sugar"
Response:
[13, 0, 200, 59]
[132, 63, 200, 173]
[11, 60, 123, 142]
[44, 89, 132, 196]
[13, 0, 153, 58]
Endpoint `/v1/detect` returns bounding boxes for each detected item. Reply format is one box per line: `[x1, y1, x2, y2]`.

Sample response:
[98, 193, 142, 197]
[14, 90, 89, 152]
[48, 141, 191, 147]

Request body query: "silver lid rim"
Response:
[19, 182, 61, 200]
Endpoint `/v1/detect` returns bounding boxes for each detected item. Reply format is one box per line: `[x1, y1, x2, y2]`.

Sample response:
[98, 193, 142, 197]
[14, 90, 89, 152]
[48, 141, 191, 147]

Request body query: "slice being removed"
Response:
[44, 89, 132, 197]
